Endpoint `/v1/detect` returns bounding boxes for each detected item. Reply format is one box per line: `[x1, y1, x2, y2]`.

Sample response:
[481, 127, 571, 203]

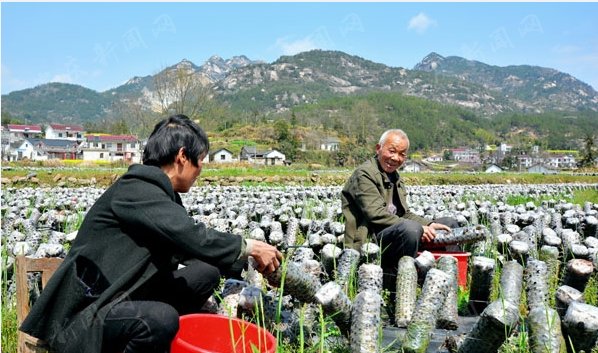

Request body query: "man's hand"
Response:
[246, 239, 282, 275]
[421, 222, 452, 243]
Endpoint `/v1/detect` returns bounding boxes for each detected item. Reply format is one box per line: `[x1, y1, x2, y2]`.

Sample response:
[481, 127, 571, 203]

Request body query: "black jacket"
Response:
[20, 164, 243, 353]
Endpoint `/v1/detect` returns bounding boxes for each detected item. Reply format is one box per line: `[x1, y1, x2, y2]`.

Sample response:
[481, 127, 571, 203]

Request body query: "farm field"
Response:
[2, 163, 598, 353]
[2, 160, 598, 188]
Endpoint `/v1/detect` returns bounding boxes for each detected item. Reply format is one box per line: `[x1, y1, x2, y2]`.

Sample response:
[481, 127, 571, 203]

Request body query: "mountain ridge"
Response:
[2, 50, 597, 126]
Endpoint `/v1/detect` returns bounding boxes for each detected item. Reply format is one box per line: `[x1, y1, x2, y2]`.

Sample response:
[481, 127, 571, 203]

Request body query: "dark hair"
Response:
[143, 114, 209, 167]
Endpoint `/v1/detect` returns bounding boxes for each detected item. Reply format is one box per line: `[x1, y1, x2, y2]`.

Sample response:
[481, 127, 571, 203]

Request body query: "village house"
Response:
[546, 154, 576, 169]
[402, 160, 429, 173]
[82, 134, 141, 163]
[516, 154, 533, 169]
[500, 143, 513, 154]
[426, 155, 443, 162]
[6, 139, 42, 161]
[45, 124, 85, 142]
[485, 164, 504, 173]
[239, 146, 287, 165]
[6, 124, 43, 142]
[320, 137, 340, 151]
[210, 148, 234, 163]
[262, 149, 286, 165]
[6, 138, 81, 161]
[450, 148, 480, 163]
[1, 126, 10, 157]
[527, 164, 558, 174]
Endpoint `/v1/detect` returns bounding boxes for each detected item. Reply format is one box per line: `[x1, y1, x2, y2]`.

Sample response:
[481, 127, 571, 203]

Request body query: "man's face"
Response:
[175, 152, 205, 193]
[376, 133, 408, 173]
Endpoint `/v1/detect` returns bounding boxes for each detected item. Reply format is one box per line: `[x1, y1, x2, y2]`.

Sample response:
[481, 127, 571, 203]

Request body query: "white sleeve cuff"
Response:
[243, 238, 255, 258]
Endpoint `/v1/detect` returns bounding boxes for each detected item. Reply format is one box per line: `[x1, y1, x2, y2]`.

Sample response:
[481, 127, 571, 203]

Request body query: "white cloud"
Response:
[1, 63, 30, 94]
[552, 44, 582, 54]
[270, 27, 335, 56]
[408, 12, 438, 35]
[270, 36, 319, 56]
[89, 70, 103, 78]
[50, 74, 74, 84]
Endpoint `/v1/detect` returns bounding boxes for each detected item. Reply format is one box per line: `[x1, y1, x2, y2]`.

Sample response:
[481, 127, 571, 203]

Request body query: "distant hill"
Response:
[1, 83, 114, 125]
[2, 50, 597, 126]
[413, 52, 598, 114]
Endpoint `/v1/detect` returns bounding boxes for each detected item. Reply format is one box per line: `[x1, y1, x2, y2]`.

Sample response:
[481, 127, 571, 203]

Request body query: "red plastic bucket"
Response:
[171, 314, 277, 353]
[419, 251, 471, 289]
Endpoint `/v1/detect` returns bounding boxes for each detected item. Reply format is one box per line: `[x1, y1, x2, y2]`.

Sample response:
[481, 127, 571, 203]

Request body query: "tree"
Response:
[1, 111, 23, 126]
[577, 135, 597, 168]
[273, 119, 289, 142]
[501, 154, 518, 170]
[350, 100, 377, 146]
[153, 64, 215, 121]
[109, 97, 160, 139]
[110, 119, 130, 135]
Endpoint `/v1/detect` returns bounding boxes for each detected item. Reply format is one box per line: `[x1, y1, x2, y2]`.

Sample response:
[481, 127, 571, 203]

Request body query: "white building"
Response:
[239, 146, 286, 165]
[516, 155, 533, 168]
[45, 124, 85, 142]
[426, 155, 443, 162]
[450, 148, 480, 163]
[527, 164, 557, 174]
[7, 139, 43, 161]
[485, 164, 503, 173]
[320, 137, 340, 151]
[263, 149, 286, 165]
[82, 134, 141, 163]
[210, 148, 234, 163]
[500, 143, 513, 153]
[6, 124, 43, 142]
[546, 154, 576, 169]
[7, 138, 81, 161]
[402, 160, 428, 172]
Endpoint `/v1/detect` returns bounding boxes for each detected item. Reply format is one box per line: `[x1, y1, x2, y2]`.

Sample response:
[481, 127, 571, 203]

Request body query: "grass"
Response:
[3, 160, 598, 188]
[505, 188, 598, 207]
[1, 244, 18, 353]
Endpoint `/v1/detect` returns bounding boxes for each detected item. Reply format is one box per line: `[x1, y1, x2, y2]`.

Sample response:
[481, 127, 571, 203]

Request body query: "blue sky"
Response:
[2, 2, 598, 95]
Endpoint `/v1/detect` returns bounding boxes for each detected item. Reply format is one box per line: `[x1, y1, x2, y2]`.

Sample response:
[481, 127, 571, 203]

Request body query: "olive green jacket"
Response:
[341, 156, 431, 250]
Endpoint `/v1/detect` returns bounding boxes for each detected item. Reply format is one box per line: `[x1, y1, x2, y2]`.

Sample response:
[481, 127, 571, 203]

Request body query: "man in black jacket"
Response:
[20, 115, 282, 353]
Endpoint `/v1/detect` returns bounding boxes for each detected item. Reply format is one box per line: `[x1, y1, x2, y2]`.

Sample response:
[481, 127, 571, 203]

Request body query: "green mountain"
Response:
[1, 83, 115, 125]
[2, 50, 597, 129]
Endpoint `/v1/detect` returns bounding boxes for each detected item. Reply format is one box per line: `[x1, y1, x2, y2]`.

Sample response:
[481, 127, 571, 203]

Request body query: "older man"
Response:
[341, 129, 458, 322]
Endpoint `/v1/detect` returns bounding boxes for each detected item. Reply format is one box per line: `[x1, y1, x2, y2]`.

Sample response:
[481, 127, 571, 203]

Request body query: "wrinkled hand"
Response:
[421, 222, 452, 243]
[247, 239, 282, 275]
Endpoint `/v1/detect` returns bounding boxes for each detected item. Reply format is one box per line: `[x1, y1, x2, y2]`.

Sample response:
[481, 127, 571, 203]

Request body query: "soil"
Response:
[381, 315, 479, 352]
